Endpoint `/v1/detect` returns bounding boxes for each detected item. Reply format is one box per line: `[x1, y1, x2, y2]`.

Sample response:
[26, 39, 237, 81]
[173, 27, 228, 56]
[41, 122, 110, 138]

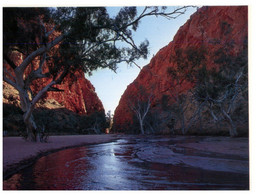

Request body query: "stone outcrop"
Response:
[3, 51, 104, 115]
[3, 69, 104, 115]
[30, 70, 104, 115]
[3, 71, 104, 115]
[113, 6, 248, 133]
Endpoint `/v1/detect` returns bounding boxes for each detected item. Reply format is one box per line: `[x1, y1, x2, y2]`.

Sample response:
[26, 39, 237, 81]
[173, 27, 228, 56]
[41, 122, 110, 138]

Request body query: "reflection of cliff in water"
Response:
[3, 136, 249, 190]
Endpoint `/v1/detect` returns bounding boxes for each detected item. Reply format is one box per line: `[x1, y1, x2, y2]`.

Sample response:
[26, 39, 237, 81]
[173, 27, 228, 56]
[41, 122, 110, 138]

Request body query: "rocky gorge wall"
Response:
[113, 6, 248, 134]
[3, 49, 105, 135]
[3, 53, 104, 115]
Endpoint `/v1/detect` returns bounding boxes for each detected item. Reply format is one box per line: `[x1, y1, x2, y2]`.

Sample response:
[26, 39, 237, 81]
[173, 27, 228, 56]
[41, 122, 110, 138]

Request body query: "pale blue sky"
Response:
[85, 6, 198, 114]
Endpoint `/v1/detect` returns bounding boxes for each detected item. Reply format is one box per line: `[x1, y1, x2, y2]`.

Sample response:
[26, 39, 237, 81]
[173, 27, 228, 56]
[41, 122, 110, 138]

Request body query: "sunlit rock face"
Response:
[3, 54, 104, 115]
[113, 6, 248, 133]
[30, 69, 105, 115]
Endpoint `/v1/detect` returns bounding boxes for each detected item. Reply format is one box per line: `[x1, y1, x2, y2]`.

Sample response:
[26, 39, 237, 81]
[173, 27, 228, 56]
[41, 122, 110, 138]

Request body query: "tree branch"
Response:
[16, 34, 65, 74]
[46, 27, 56, 38]
[55, 66, 70, 84]
[24, 53, 49, 88]
[122, 6, 193, 30]
[23, 64, 69, 123]
[3, 68, 20, 91]
[24, 80, 57, 123]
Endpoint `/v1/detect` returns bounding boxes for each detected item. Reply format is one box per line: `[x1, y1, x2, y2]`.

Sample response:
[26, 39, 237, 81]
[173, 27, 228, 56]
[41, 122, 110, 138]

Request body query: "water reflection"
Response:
[3, 136, 249, 190]
[33, 147, 90, 190]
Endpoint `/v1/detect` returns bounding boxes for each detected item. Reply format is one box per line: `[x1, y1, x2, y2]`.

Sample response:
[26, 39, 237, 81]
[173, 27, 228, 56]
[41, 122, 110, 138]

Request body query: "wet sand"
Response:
[3, 135, 249, 190]
[3, 134, 118, 179]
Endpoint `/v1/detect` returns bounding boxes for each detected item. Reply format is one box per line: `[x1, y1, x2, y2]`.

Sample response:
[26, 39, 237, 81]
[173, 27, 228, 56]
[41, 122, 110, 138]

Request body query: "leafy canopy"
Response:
[3, 6, 191, 77]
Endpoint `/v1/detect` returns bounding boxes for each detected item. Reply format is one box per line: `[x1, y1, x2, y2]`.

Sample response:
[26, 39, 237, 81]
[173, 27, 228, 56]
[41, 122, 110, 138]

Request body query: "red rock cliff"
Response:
[113, 6, 248, 132]
[3, 54, 104, 115]
[29, 69, 104, 115]
[46, 70, 104, 115]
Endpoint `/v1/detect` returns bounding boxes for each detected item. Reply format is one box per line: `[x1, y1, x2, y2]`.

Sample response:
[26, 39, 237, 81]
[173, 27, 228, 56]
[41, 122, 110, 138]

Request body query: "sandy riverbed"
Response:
[3, 134, 118, 178]
[3, 134, 249, 181]
[3, 135, 249, 190]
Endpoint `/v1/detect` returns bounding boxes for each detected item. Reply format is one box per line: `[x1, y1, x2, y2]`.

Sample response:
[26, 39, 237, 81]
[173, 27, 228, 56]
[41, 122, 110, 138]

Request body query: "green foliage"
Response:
[194, 66, 225, 102]
[195, 38, 248, 104]
[164, 46, 209, 134]
[115, 7, 138, 30]
[163, 37, 248, 136]
[35, 109, 108, 135]
[168, 46, 207, 86]
[49, 7, 151, 75]
[4, 7, 192, 78]
[3, 7, 151, 78]
[194, 37, 248, 136]
[80, 111, 107, 134]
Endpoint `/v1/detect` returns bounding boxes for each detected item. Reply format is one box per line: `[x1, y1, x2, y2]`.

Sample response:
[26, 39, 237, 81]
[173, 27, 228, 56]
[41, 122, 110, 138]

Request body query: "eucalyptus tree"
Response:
[166, 46, 207, 134]
[3, 6, 192, 141]
[193, 39, 248, 136]
[129, 86, 153, 134]
[166, 40, 248, 137]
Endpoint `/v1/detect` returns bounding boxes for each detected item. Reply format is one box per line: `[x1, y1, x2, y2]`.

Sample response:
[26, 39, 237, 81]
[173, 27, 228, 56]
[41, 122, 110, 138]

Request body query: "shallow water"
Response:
[3, 136, 249, 190]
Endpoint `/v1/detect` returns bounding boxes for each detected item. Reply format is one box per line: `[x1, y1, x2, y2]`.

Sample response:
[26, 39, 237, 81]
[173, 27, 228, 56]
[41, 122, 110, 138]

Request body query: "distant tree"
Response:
[106, 110, 113, 132]
[3, 6, 192, 141]
[144, 110, 162, 134]
[129, 86, 153, 134]
[83, 111, 107, 134]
